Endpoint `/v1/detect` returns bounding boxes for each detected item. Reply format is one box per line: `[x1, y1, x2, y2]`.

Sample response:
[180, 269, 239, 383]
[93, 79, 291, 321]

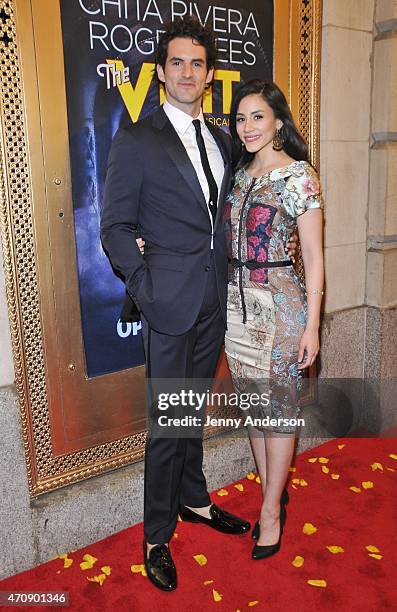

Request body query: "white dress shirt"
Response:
[163, 100, 225, 248]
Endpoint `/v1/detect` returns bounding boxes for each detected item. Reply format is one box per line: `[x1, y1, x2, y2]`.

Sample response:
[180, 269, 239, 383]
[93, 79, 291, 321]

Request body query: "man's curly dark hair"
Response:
[155, 16, 217, 72]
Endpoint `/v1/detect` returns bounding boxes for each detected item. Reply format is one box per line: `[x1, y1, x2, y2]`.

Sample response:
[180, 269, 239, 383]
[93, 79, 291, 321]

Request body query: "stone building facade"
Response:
[0, 0, 396, 579]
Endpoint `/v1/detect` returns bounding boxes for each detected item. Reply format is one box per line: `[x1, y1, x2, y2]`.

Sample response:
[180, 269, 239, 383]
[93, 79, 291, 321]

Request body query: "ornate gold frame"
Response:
[0, 0, 322, 496]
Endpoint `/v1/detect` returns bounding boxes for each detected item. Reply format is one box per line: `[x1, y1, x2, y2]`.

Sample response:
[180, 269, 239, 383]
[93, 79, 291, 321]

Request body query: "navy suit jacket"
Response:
[100, 106, 232, 336]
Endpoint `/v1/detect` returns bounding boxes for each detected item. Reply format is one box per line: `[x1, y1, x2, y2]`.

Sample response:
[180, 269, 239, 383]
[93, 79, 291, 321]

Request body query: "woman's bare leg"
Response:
[247, 425, 267, 498]
[256, 433, 295, 545]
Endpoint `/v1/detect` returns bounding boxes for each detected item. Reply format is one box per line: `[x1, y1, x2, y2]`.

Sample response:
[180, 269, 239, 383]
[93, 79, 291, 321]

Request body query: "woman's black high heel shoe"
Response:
[252, 505, 286, 560]
[251, 488, 289, 540]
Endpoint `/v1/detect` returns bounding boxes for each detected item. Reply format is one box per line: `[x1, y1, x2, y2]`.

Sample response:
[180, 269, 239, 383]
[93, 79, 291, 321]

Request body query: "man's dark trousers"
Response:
[142, 254, 224, 544]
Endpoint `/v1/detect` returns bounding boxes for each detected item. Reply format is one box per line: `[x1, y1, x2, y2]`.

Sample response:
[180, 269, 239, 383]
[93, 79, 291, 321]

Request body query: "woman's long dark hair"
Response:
[229, 79, 309, 170]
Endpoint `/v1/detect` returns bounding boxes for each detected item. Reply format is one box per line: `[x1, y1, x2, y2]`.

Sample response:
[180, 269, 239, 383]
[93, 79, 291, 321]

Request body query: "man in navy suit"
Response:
[101, 17, 251, 591]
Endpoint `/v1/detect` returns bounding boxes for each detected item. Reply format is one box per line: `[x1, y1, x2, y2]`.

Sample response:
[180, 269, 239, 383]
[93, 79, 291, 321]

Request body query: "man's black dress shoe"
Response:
[143, 542, 177, 591]
[179, 503, 250, 534]
[252, 504, 286, 560]
[251, 488, 289, 540]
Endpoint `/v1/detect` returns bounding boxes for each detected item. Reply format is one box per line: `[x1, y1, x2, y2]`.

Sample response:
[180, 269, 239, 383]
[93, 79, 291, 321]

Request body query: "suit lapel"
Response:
[151, 107, 232, 229]
[204, 118, 232, 230]
[151, 108, 208, 214]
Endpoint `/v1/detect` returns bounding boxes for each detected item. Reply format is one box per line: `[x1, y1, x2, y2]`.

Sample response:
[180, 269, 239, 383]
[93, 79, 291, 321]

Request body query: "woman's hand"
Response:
[136, 237, 145, 255]
[297, 327, 320, 369]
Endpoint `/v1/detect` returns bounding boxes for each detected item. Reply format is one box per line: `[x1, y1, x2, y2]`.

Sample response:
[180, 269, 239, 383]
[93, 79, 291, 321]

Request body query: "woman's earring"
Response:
[272, 127, 284, 151]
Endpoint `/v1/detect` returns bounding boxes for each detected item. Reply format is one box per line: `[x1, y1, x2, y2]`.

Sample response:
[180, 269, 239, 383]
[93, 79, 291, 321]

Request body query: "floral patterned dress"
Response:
[223, 160, 323, 433]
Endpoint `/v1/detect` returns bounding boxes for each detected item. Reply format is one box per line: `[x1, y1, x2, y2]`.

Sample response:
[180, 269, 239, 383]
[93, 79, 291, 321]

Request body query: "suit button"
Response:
[205, 266, 210, 272]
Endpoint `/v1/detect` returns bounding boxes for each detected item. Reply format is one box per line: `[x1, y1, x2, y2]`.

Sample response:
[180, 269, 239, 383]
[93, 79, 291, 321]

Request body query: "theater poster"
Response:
[0, 0, 321, 494]
[59, 0, 274, 378]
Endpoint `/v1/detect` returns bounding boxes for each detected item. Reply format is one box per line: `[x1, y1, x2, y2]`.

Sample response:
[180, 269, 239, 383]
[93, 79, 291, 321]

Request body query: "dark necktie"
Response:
[192, 119, 218, 224]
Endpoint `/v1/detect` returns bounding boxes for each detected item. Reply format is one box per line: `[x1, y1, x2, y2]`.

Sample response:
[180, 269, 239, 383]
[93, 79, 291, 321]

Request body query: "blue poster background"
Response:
[59, 0, 273, 378]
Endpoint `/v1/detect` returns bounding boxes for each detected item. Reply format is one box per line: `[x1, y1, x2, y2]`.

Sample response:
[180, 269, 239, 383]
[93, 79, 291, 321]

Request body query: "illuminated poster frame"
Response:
[0, 0, 322, 495]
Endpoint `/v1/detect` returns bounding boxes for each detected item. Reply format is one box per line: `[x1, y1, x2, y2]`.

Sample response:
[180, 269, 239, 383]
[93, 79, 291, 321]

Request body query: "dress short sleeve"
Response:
[283, 162, 323, 218]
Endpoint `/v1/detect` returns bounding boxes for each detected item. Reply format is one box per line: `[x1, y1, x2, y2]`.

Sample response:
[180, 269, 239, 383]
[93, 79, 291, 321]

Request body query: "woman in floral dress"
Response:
[224, 80, 324, 560]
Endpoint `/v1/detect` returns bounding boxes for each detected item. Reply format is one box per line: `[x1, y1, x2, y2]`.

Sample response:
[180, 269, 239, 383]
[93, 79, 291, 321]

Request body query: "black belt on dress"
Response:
[228, 258, 294, 324]
[229, 258, 293, 270]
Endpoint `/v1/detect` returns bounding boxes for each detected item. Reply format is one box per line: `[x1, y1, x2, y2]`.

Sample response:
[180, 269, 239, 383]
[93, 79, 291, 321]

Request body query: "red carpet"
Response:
[1, 437, 397, 611]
